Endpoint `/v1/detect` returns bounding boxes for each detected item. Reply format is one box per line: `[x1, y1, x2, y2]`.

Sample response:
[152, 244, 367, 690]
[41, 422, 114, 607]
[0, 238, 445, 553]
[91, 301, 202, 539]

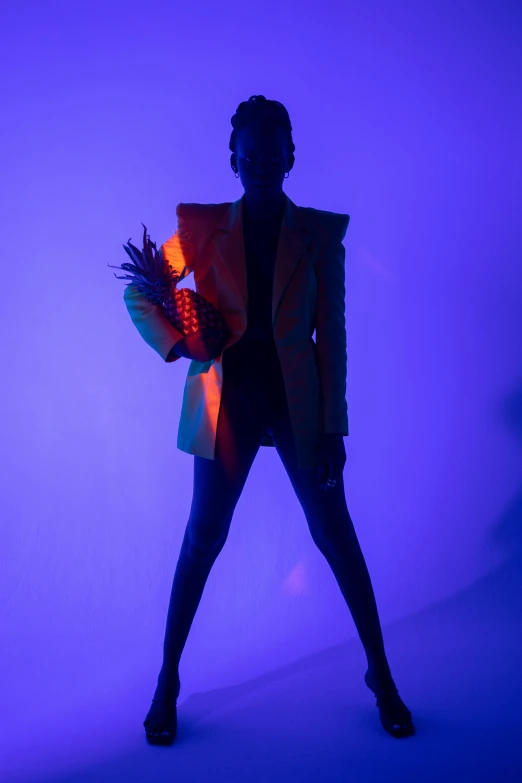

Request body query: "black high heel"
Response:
[143, 675, 180, 746]
[364, 669, 415, 738]
[144, 698, 178, 745]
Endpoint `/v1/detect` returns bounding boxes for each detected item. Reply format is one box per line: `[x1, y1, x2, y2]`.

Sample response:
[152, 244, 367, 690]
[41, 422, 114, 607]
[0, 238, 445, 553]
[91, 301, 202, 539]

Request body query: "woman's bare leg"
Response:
[269, 408, 392, 682]
[144, 358, 265, 737]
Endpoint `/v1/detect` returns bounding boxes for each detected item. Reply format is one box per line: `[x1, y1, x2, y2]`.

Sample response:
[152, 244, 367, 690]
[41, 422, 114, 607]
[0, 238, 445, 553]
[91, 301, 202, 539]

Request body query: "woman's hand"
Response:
[317, 432, 346, 490]
[173, 327, 227, 362]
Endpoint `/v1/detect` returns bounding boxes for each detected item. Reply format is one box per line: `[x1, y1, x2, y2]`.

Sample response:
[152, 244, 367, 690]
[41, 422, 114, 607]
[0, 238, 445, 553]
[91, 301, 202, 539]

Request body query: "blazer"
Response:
[123, 193, 350, 469]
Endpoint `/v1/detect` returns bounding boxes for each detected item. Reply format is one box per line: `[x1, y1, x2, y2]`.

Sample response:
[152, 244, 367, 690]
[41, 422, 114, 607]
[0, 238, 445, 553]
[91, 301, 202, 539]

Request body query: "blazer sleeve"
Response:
[315, 212, 350, 435]
[122, 203, 197, 363]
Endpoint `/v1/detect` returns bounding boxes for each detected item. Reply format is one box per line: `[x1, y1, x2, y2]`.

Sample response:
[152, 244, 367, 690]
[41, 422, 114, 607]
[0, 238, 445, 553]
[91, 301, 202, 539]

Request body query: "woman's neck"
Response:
[242, 191, 287, 224]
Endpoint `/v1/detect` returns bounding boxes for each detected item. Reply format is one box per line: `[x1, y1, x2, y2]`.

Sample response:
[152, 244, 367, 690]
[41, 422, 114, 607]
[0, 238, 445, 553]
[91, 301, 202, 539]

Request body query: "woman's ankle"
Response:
[157, 664, 180, 689]
[153, 668, 180, 702]
[366, 657, 393, 682]
[160, 662, 179, 678]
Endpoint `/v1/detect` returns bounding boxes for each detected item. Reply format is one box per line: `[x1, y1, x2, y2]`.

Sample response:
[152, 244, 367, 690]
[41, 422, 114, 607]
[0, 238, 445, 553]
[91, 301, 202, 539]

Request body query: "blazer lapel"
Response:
[212, 193, 310, 325]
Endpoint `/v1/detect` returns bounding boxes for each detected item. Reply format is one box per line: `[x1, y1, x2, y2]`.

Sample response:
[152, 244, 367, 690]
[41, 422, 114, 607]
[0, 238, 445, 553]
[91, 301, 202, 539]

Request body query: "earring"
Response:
[233, 171, 289, 178]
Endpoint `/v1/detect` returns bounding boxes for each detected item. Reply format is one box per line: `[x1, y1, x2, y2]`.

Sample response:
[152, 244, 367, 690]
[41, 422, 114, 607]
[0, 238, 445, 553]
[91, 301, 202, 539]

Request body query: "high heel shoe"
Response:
[143, 675, 181, 746]
[144, 697, 178, 745]
[364, 669, 415, 738]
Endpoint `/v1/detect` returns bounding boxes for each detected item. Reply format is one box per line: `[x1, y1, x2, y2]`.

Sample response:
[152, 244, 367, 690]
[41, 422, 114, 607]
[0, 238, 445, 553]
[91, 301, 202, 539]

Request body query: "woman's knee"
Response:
[308, 511, 358, 560]
[183, 531, 228, 563]
[182, 515, 231, 563]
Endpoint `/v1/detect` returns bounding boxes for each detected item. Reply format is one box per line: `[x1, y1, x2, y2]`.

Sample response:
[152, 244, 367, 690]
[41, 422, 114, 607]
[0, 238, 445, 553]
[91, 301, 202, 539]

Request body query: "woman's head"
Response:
[229, 95, 295, 202]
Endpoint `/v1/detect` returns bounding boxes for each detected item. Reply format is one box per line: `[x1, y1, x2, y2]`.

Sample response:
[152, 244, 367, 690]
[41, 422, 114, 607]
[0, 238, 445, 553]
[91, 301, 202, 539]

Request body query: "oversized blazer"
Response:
[123, 193, 350, 469]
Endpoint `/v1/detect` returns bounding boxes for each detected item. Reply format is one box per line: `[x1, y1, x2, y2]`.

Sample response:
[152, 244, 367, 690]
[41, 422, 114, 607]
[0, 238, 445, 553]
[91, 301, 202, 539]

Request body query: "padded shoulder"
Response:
[175, 202, 230, 245]
[300, 206, 350, 244]
[175, 200, 349, 246]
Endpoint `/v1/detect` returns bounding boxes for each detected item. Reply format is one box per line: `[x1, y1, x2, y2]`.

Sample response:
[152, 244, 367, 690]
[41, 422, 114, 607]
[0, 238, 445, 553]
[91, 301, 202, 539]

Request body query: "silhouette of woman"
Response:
[142, 96, 415, 744]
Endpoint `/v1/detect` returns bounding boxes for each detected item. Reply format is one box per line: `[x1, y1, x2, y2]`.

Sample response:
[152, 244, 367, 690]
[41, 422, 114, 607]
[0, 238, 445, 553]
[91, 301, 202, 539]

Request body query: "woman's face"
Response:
[234, 122, 289, 202]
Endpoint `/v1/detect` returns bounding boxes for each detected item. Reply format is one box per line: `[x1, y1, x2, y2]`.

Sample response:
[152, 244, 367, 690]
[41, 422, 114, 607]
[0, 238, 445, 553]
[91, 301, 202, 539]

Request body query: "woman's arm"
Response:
[314, 215, 350, 436]
[123, 204, 198, 363]
[123, 283, 186, 362]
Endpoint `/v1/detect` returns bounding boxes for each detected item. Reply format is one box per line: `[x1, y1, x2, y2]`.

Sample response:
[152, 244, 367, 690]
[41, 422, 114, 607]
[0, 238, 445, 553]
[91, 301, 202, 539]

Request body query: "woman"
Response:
[130, 96, 414, 744]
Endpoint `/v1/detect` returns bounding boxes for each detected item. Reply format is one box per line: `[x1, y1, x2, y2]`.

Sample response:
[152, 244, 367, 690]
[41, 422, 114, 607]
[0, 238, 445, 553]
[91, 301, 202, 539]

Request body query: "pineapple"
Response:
[109, 222, 230, 345]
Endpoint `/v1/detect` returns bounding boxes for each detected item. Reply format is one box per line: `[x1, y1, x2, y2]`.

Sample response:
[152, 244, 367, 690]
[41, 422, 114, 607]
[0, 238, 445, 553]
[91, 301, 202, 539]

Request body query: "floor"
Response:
[2, 556, 520, 783]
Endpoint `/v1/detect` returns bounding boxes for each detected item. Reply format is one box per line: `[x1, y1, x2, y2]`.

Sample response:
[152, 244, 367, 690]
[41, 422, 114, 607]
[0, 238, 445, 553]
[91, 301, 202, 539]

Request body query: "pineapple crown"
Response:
[108, 222, 189, 294]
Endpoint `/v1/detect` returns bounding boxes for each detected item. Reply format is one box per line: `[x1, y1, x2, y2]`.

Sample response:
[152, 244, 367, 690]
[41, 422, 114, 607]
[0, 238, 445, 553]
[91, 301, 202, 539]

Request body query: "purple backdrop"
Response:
[2, 0, 521, 780]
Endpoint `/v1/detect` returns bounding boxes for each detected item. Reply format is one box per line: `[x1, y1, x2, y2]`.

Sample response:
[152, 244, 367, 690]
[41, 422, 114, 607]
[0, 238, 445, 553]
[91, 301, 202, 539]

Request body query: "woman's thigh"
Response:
[185, 361, 268, 554]
[268, 398, 357, 558]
